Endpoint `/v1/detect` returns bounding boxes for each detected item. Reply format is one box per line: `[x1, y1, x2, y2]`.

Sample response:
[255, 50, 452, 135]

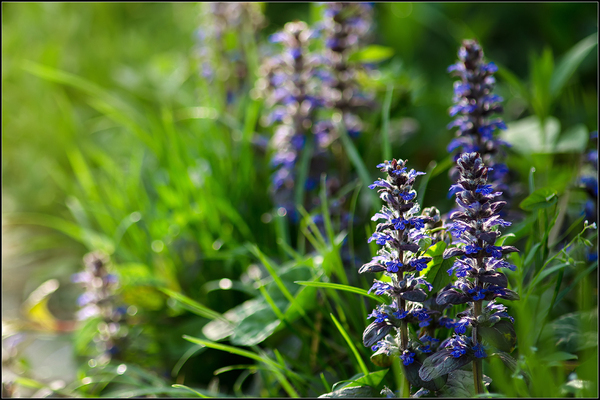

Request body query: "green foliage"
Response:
[2, 2, 597, 398]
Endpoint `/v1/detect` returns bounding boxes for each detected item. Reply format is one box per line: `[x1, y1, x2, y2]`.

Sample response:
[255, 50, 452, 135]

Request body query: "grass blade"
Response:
[295, 281, 384, 303]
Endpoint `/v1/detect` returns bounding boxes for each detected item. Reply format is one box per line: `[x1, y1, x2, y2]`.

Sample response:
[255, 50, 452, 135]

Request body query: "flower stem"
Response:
[472, 299, 484, 394]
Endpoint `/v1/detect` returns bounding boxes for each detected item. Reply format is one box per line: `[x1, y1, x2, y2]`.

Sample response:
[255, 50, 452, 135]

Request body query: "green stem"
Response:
[472, 300, 484, 395]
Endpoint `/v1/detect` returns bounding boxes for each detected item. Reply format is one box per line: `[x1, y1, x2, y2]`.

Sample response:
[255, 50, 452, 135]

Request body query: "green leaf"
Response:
[479, 320, 517, 353]
[554, 124, 589, 153]
[420, 241, 447, 277]
[550, 33, 597, 99]
[519, 187, 558, 211]
[159, 287, 227, 322]
[295, 281, 384, 303]
[501, 115, 560, 155]
[429, 257, 455, 295]
[318, 386, 373, 398]
[344, 369, 389, 389]
[348, 45, 395, 63]
[541, 351, 578, 363]
[331, 313, 370, 378]
[171, 384, 209, 398]
[441, 370, 492, 397]
[182, 335, 299, 397]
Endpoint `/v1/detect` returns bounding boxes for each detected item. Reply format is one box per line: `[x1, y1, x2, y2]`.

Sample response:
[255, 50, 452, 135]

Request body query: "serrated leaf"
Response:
[520, 187, 558, 211]
[348, 45, 394, 63]
[419, 350, 474, 381]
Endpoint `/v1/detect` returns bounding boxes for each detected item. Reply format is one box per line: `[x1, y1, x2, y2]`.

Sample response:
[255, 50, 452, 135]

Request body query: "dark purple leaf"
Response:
[419, 350, 474, 381]
[400, 289, 427, 302]
[478, 271, 508, 287]
[362, 321, 393, 348]
[443, 248, 465, 259]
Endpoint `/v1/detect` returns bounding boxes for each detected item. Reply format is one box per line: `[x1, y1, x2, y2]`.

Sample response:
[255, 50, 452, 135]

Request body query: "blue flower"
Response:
[473, 343, 487, 358]
[400, 350, 415, 365]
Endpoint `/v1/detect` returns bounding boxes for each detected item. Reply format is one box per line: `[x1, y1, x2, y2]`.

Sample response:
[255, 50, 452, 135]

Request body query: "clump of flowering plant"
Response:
[419, 152, 519, 394]
[360, 159, 447, 393]
[256, 21, 326, 218]
[196, 2, 264, 106]
[320, 2, 374, 138]
[447, 40, 512, 207]
[72, 251, 128, 366]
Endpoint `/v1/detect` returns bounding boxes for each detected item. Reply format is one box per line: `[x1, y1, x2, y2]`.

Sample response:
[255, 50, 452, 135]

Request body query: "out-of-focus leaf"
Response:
[480, 319, 517, 353]
[519, 187, 557, 211]
[159, 287, 226, 322]
[550, 33, 597, 99]
[541, 351, 578, 363]
[501, 116, 560, 154]
[545, 310, 598, 352]
[348, 45, 394, 63]
[554, 124, 589, 153]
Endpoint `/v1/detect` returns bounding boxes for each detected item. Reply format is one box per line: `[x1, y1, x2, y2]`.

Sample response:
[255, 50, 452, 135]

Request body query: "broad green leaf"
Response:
[420, 241, 447, 277]
[519, 187, 558, 211]
[554, 124, 589, 153]
[429, 257, 455, 295]
[501, 116, 560, 154]
[348, 45, 395, 63]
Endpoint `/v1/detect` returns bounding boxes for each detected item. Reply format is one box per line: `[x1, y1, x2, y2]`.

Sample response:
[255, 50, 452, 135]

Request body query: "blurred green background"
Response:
[2, 2, 597, 397]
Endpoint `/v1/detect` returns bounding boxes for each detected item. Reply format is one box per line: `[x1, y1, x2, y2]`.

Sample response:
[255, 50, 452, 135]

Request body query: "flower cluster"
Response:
[360, 159, 437, 368]
[439, 152, 519, 306]
[72, 251, 128, 366]
[256, 21, 327, 216]
[447, 40, 512, 205]
[320, 2, 375, 138]
[581, 131, 598, 224]
[196, 2, 265, 105]
[420, 153, 519, 376]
